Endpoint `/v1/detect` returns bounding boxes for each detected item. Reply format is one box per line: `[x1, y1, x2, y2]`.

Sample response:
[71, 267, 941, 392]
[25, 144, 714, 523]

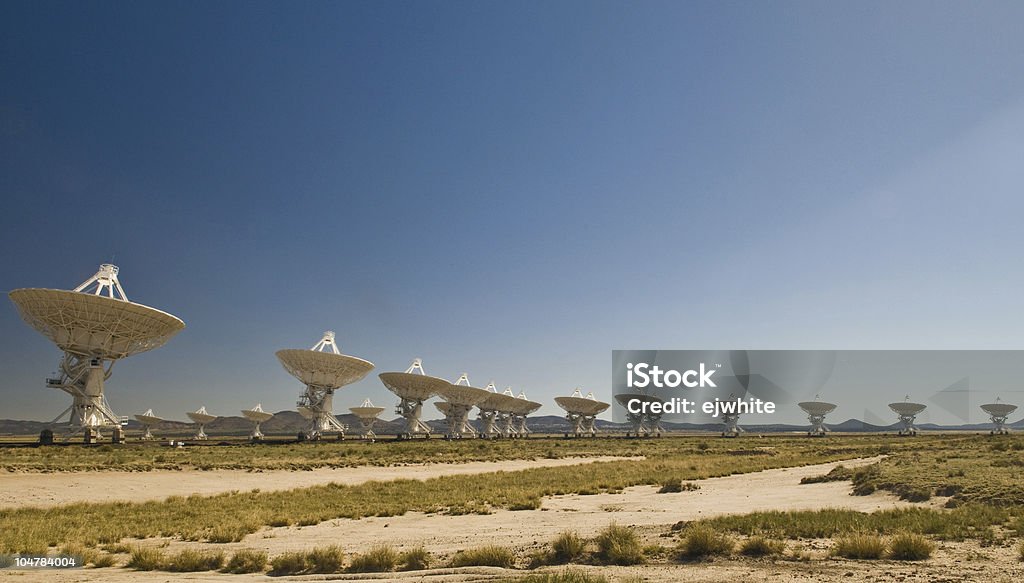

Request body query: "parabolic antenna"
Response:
[8, 264, 184, 443]
[436, 373, 490, 438]
[981, 399, 1017, 435]
[134, 408, 163, 440]
[476, 382, 506, 438]
[555, 388, 610, 437]
[478, 382, 520, 413]
[349, 398, 386, 440]
[615, 393, 665, 437]
[379, 358, 450, 438]
[799, 397, 837, 437]
[888, 396, 926, 436]
[186, 406, 217, 440]
[242, 403, 274, 440]
[555, 389, 611, 417]
[276, 331, 374, 440]
[508, 390, 542, 437]
[511, 390, 543, 416]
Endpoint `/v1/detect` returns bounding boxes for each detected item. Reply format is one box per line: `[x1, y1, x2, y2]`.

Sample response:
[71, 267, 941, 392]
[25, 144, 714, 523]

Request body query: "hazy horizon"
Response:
[4, 1, 1024, 426]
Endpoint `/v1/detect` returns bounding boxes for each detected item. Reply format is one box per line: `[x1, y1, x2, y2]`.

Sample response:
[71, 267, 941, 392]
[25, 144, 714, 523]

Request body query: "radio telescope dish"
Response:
[888, 396, 926, 436]
[508, 390, 542, 437]
[615, 393, 665, 437]
[8, 264, 184, 443]
[981, 398, 1017, 435]
[476, 382, 506, 438]
[379, 359, 450, 438]
[798, 397, 837, 437]
[276, 331, 373, 440]
[134, 409, 163, 440]
[242, 403, 274, 440]
[349, 398, 386, 441]
[555, 388, 610, 437]
[186, 406, 217, 440]
[436, 373, 490, 439]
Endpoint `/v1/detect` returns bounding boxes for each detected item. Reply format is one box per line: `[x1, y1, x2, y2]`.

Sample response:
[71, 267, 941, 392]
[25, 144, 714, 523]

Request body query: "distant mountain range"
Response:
[1, 411, 1021, 437]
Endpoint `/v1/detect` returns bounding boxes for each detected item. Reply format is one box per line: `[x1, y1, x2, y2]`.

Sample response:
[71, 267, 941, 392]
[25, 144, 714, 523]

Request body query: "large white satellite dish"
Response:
[436, 373, 491, 439]
[242, 403, 274, 440]
[555, 388, 610, 437]
[980, 398, 1017, 435]
[349, 398, 386, 441]
[379, 359, 450, 438]
[134, 408, 163, 440]
[798, 396, 837, 437]
[508, 389, 542, 437]
[889, 396, 927, 436]
[9, 264, 184, 443]
[276, 330, 374, 440]
[186, 406, 217, 440]
[615, 393, 665, 437]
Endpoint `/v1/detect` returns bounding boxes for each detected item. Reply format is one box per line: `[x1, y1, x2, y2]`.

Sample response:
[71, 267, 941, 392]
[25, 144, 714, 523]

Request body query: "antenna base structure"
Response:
[9, 264, 184, 443]
[720, 413, 743, 438]
[475, 382, 502, 439]
[806, 413, 829, 437]
[895, 415, 918, 436]
[990, 417, 1010, 435]
[477, 408, 499, 438]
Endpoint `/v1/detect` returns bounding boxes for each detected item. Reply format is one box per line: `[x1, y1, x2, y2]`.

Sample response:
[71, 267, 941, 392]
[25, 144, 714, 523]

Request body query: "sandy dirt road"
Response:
[0, 456, 637, 509]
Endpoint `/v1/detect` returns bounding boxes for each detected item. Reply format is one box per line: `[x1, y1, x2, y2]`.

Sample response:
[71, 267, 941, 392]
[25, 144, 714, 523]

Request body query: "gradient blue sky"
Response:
[3, 1, 1024, 425]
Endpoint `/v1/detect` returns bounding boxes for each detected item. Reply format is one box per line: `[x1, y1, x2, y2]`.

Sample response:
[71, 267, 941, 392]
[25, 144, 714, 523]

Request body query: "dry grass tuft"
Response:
[678, 525, 734, 559]
[833, 534, 885, 560]
[594, 523, 644, 565]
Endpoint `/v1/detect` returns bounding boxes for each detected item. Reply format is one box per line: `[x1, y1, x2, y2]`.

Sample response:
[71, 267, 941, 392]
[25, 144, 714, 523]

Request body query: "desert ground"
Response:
[1, 434, 1022, 582]
[0, 455, 638, 508]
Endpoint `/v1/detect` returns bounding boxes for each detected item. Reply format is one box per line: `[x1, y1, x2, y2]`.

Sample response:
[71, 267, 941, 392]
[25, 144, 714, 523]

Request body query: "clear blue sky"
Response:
[3, 1, 1024, 425]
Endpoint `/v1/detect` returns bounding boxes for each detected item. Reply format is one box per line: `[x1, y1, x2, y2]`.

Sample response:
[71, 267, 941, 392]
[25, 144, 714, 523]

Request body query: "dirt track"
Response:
[0, 456, 637, 509]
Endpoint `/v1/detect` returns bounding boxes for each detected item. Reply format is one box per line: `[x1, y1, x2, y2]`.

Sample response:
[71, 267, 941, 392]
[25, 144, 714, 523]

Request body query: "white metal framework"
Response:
[242, 403, 273, 440]
[276, 331, 374, 440]
[720, 411, 744, 437]
[476, 381, 503, 438]
[349, 398, 386, 440]
[510, 389, 542, 437]
[186, 406, 217, 440]
[8, 264, 185, 443]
